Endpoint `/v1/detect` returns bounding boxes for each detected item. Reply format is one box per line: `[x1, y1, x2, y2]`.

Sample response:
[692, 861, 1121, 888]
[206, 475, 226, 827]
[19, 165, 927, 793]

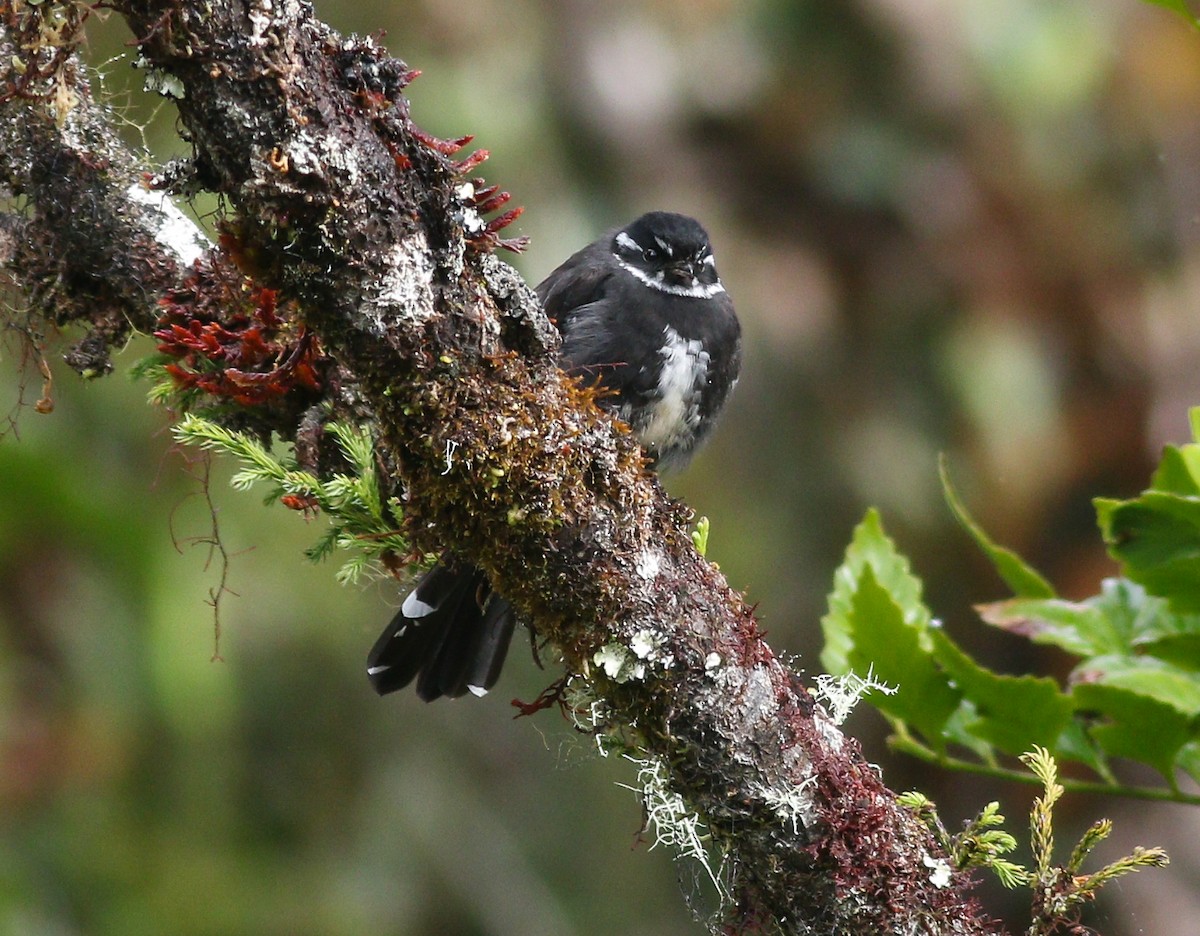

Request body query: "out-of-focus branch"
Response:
[0, 2, 1000, 932]
[0, 17, 210, 376]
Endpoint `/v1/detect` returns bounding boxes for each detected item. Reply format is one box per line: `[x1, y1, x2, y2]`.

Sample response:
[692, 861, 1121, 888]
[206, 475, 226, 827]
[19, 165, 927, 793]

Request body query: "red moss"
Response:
[154, 259, 327, 409]
[453, 149, 490, 174]
[411, 126, 474, 155]
[511, 675, 570, 718]
[280, 493, 320, 514]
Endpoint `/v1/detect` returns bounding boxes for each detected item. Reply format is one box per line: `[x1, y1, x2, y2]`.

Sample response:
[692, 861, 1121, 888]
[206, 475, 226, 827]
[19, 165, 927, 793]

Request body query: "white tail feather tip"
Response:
[401, 592, 436, 618]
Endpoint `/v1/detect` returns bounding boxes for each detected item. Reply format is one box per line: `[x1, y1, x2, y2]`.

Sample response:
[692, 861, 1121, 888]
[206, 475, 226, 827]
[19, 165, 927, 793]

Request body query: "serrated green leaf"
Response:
[928, 629, 1072, 756]
[977, 577, 1200, 662]
[976, 597, 1110, 657]
[1149, 445, 1200, 496]
[939, 702, 997, 764]
[940, 457, 1055, 598]
[822, 509, 931, 675]
[1072, 655, 1200, 717]
[1085, 578, 1200, 668]
[1097, 492, 1200, 612]
[1072, 683, 1193, 784]
[1053, 718, 1114, 784]
[1096, 577, 1200, 649]
[842, 564, 961, 748]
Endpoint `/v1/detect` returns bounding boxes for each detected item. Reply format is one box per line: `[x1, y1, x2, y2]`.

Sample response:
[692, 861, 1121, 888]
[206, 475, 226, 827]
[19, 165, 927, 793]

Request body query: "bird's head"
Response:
[612, 211, 725, 299]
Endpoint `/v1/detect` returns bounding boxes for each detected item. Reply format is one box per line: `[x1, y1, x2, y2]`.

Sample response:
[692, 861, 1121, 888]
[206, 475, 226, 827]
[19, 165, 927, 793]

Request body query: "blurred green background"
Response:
[4, 0, 1200, 933]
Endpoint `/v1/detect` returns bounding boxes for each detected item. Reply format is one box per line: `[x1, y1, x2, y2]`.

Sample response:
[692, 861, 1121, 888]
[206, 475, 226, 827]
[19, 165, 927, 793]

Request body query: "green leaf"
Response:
[976, 597, 1111, 657]
[1174, 739, 1200, 786]
[938, 703, 997, 764]
[1097, 492, 1200, 612]
[843, 565, 961, 748]
[1141, 0, 1200, 28]
[977, 577, 1200, 662]
[940, 456, 1055, 599]
[1136, 633, 1200, 672]
[821, 509, 931, 675]
[1072, 683, 1194, 784]
[929, 629, 1072, 756]
[1053, 718, 1114, 784]
[1072, 655, 1200, 718]
[1095, 416, 1200, 614]
[1098, 578, 1200, 652]
[1149, 444, 1200, 496]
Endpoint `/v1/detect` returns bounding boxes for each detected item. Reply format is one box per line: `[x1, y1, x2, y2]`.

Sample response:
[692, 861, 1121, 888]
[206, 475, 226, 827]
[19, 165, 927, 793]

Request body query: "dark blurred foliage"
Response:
[4, 1, 1200, 933]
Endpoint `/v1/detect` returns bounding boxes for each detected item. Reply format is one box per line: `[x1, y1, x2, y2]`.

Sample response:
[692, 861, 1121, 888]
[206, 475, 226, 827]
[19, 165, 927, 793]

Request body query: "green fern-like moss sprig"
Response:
[901, 748, 1168, 933]
[173, 414, 410, 584]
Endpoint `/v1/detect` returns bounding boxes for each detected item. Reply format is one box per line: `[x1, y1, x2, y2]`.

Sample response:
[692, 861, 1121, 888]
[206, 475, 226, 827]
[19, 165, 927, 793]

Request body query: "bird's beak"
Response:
[663, 260, 696, 286]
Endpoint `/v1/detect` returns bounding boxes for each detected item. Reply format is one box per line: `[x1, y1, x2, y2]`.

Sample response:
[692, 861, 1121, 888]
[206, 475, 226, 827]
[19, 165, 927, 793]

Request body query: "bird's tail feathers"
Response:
[366, 563, 515, 701]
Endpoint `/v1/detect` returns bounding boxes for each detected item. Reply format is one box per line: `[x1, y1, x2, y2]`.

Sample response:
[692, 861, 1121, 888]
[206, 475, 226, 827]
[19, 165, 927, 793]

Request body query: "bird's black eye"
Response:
[642, 246, 658, 262]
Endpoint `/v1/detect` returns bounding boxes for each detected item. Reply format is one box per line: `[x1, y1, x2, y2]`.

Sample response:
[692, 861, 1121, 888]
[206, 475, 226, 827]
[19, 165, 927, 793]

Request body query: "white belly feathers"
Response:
[633, 325, 710, 454]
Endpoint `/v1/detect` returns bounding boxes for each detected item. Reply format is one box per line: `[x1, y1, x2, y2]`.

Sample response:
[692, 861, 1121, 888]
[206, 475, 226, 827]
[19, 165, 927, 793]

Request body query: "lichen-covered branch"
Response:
[0, 1, 1001, 931]
[0, 15, 209, 376]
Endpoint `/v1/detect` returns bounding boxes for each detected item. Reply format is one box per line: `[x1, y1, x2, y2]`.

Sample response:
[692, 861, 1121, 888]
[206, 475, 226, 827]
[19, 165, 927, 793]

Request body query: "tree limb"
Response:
[0, 1, 1001, 931]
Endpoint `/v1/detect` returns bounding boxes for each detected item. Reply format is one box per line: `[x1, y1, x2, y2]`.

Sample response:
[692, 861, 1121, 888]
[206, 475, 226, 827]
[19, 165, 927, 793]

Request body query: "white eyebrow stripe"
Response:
[616, 231, 639, 252]
[654, 235, 673, 256]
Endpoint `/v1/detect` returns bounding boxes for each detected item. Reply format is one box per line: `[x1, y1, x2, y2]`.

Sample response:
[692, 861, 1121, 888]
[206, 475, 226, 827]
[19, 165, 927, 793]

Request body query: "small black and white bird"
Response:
[367, 211, 742, 701]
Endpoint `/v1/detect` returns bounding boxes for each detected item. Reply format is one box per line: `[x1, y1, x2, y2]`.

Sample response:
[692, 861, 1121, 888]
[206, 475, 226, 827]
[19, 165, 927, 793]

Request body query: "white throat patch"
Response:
[614, 255, 727, 299]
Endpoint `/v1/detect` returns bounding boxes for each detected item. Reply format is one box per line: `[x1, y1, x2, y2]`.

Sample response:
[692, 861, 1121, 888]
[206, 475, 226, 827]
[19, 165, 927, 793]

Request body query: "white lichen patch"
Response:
[740, 664, 779, 721]
[629, 628, 673, 670]
[618, 753, 727, 900]
[704, 651, 722, 672]
[124, 183, 209, 266]
[813, 668, 896, 726]
[369, 231, 436, 331]
[629, 631, 654, 658]
[563, 677, 619, 757]
[595, 626, 677, 683]
[814, 710, 847, 753]
[760, 778, 818, 837]
[923, 853, 953, 889]
[247, 0, 274, 47]
[593, 643, 643, 682]
[134, 56, 186, 100]
[147, 70, 186, 100]
[455, 182, 486, 235]
[316, 132, 363, 188]
[635, 549, 662, 581]
[440, 438, 459, 475]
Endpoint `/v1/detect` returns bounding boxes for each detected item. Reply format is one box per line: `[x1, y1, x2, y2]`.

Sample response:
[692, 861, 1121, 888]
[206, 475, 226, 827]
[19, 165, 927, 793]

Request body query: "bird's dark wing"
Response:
[536, 239, 614, 333]
[554, 292, 663, 419]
